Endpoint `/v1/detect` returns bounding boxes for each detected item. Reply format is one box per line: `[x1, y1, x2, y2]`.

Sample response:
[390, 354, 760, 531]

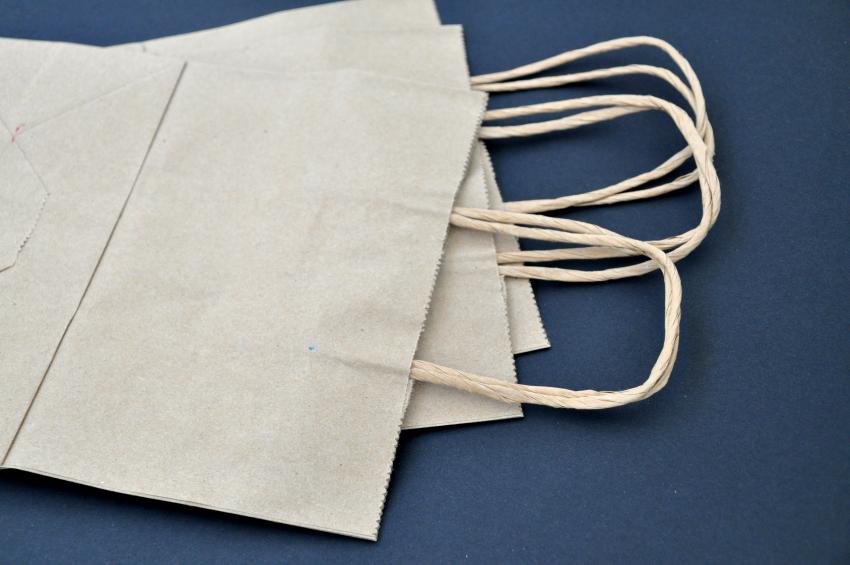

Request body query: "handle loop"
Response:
[472, 37, 718, 275]
[477, 61, 714, 210]
[411, 214, 681, 409]
[414, 92, 719, 408]
[479, 94, 719, 279]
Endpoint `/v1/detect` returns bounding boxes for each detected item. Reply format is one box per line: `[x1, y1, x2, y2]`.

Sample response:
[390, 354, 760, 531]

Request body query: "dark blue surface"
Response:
[1, 1, 847, 563]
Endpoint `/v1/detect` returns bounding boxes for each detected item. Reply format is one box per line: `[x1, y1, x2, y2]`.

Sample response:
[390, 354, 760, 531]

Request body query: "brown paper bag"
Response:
[0, 39, 485, 539]
[0, 40, 185, 458]
[124, 0, 550, 359]
[127, 26, 524, 428]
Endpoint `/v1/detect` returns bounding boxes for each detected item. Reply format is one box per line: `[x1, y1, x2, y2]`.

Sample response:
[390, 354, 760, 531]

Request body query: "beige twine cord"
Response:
[474, 36, 719, 274]
[407, 37, 720, 409]
[474, 36, 713, 212]
[479, 93, 719, 280]
[412, 212, 682, 409]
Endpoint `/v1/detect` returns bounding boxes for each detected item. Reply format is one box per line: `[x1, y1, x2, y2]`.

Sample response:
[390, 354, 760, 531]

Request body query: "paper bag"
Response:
[124, 0, 550, 358]
[0, 40, 486, 539]
[133, 26, 522, 427]
[0, 39, 185, 457]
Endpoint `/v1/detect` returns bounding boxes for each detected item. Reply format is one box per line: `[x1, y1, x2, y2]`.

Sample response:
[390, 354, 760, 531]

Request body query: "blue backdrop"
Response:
[0, 1, 847, 562]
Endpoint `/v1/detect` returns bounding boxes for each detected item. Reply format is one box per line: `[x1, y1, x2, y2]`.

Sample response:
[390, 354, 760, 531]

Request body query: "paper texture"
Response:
[0, 131, 47, 273]
[0, 39, 185, 458]
[2, 43, 487, 539]
[119, 25, 523, 428]
[122, 0, 549, 359]
[479, 144, 550, 354]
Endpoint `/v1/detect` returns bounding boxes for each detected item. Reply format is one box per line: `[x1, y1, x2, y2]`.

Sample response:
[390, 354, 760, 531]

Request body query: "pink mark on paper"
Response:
[10, 124, 24, 143]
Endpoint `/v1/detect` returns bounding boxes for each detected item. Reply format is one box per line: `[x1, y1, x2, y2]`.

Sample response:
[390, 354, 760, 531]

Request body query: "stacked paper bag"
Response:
[0, 0, 719, 540]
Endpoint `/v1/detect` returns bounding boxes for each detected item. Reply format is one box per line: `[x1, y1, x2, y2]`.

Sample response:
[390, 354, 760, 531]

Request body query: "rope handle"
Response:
[473, 36, 712, 213]
[470, 37, 719, 279]
[408, 89, 720, 408]
[479, 93, 720, 281]
[411, 213, 681, 409]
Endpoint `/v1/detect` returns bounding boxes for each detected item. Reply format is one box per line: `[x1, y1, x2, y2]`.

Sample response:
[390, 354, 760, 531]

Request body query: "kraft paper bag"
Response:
[0, 39, 185, 459]
[0, 39, 487, 539]
[120, 0, 549, 357]
[130, 26, 521, 427]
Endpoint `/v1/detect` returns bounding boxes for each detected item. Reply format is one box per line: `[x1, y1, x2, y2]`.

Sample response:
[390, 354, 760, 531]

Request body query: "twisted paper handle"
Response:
[411, 215, 681, 409]
[474, 36, 713, 213]
[474, 36, 718, 277]
[481, 93, 719, 281]
[408, 38, 720, 408]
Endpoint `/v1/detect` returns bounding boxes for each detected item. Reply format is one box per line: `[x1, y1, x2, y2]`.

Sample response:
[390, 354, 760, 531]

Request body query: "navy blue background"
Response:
[0, 1, 847, 562]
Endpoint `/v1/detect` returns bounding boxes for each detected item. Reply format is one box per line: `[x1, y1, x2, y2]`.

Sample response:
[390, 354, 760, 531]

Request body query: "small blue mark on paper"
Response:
[307, 344, 317, 353]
